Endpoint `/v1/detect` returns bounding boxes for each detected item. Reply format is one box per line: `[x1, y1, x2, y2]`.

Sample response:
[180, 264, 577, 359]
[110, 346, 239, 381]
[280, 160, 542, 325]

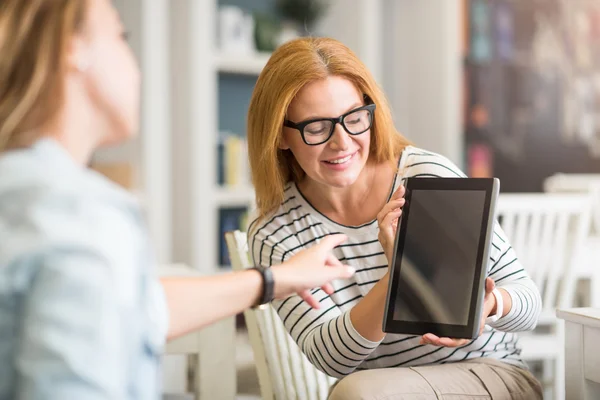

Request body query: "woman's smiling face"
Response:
[280, 76, 372, 189]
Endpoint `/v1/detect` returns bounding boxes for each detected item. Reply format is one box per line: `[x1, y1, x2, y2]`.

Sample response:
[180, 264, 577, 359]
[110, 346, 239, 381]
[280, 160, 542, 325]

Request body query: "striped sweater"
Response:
[248, 146, 541, 378]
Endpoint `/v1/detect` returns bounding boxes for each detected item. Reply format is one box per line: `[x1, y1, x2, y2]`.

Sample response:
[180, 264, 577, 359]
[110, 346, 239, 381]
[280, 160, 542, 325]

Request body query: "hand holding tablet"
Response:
[419, 277, 497, 347]
[377, 184, 406, 263]
[382, 177, 500, 341]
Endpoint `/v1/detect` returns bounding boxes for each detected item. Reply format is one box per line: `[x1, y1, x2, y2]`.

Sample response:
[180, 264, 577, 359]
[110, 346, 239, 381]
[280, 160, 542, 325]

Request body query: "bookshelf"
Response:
[216, 51, 271, 75]
[168, 0, 413, 277]
[215, 185, 255, 207]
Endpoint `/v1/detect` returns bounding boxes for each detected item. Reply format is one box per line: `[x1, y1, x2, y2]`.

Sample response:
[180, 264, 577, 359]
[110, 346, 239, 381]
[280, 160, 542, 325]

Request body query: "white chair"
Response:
[496, 193, 593, 400]
[225, 231, 337, 400]
[544, 173, 600, 308]
[544, 173, 600, 233]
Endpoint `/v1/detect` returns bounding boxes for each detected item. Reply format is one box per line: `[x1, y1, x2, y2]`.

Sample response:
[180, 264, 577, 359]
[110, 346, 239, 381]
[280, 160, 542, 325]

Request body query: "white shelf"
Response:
[216, 185, 255, 207]
[216, 52, 271, 75]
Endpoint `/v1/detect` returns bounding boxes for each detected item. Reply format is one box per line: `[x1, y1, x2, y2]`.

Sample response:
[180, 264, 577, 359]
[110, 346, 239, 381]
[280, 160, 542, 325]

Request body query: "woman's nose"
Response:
[328, 123, 351, 151]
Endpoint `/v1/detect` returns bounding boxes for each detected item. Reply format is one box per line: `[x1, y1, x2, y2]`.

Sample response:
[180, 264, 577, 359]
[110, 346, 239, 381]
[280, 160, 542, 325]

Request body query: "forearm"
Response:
[349, 273, 389, 342]
[161, 269, 262, 340]
[488, 280, 541, 332]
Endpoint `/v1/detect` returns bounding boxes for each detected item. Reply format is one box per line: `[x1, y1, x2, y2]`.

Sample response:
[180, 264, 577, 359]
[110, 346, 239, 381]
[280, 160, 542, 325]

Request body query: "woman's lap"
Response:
[328, 358, 543, 400]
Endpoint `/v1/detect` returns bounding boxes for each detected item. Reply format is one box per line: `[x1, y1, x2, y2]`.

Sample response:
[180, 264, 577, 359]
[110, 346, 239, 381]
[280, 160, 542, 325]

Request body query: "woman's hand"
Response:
[420, 277, 498, 347]
[376, 185, 406, 263]
[272, 234, 355, 309]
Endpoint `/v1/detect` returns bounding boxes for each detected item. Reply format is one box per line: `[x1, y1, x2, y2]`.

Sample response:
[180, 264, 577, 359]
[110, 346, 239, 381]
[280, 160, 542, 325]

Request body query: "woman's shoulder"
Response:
[0, 157, 143, 271]
[399, 146, 467, 179]
[247, 183, 325, 263]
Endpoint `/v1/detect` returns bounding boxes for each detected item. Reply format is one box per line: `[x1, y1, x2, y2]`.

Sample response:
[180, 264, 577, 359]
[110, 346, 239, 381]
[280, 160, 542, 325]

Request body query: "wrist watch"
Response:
[485, 288, 503, 324]
[251, 266, 274, 308]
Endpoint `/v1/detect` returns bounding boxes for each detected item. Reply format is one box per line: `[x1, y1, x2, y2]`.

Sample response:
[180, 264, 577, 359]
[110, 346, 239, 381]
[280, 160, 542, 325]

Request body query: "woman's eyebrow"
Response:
[297, 103, 364, 121]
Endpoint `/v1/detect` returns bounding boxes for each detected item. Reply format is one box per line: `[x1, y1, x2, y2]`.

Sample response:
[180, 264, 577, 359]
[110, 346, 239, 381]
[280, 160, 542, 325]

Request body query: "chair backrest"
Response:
[496, 193, 593, 313]
[225, 231, 336, 400]
[544, 173, 600, 233]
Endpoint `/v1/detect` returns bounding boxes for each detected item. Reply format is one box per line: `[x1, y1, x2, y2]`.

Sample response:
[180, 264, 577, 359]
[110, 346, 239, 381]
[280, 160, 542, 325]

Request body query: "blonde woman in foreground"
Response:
[247, 37, 544, 399]
[0, 1, 355, 399]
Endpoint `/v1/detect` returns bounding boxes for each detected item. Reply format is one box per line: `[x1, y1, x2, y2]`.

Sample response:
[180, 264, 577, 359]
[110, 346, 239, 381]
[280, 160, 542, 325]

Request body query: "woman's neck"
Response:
[42, 102, 104, 165]
[299, 160, 396, 226]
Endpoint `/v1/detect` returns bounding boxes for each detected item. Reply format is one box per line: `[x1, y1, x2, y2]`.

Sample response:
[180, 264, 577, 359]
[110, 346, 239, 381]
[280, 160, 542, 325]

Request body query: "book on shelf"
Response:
[217, 131, 251, 187]
[218, 206, 249, 267]
[494, 1, 514, 62]
[469, 0, 492, 63]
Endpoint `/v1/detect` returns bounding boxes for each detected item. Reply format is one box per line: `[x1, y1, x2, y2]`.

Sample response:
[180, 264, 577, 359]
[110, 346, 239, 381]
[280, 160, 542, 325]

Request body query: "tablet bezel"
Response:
[382, 177, 500, 339]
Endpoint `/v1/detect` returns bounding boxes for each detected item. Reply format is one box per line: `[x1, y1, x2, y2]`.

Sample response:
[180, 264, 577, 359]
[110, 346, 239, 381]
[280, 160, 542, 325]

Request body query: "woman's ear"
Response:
[67, 36, 91, 73]
[279, 133, 290, 150]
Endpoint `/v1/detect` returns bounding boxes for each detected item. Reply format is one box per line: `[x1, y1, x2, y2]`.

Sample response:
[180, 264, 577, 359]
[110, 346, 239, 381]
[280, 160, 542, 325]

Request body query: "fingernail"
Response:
[346, 266, 356, 275]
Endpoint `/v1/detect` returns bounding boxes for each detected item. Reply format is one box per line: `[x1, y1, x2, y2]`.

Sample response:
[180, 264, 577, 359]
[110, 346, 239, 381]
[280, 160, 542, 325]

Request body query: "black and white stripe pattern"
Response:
[249, 146, 541, 378]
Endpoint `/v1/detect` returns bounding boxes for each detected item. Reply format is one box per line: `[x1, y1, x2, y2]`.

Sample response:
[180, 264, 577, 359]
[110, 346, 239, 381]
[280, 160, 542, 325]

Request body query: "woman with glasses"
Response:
[0, 1, 356, 399]
[248, 37, 543, 399]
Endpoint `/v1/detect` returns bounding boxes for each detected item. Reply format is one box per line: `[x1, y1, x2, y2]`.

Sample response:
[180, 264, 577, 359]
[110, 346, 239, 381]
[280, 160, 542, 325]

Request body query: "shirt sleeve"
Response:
[249, 224, 381, 379]
[15, 249, 128, 400]
[402, 150, 542, 332]
[485, 223, 542, 332]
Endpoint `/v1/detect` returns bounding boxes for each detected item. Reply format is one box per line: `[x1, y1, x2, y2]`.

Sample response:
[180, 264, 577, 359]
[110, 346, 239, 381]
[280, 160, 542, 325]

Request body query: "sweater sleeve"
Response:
[402, 149, 542, 332]
[248, 221, 381, 378]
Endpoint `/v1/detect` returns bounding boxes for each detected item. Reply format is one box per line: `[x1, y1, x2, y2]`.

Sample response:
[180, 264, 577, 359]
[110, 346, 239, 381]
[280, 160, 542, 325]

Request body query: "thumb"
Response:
[315, 234, 348, 254]
[485, 277, 495, 294]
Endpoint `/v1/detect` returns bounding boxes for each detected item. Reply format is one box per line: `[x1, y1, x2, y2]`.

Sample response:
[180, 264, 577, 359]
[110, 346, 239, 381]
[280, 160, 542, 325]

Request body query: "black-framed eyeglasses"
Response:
[283, 103, 376, 146]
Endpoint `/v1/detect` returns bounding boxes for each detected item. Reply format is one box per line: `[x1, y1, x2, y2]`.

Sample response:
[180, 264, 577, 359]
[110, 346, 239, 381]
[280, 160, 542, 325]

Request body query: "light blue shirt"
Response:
[0, 139, 169, 400]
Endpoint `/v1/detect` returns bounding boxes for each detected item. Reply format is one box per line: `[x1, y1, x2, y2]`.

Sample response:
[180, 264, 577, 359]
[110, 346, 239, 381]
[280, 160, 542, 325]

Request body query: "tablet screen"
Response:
[392, 189, 487, 326]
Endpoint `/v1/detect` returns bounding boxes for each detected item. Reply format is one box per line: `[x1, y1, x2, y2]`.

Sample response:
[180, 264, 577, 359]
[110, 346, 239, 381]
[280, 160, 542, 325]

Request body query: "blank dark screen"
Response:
[392, 190, 486, 325]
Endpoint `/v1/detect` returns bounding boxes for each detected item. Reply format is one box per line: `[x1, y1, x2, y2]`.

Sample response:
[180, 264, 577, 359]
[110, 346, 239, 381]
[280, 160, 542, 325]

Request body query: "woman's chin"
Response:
[318, 158, 364, 188]
[322, 170, 362, 189]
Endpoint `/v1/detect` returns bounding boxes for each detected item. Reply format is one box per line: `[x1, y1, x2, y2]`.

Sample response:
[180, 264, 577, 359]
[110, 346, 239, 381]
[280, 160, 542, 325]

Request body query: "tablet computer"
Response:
[383, 177, 500, 339]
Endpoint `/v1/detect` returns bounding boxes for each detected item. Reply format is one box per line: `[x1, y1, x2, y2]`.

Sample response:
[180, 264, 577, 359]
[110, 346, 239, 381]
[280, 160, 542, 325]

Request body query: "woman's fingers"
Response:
[313, 234, 348, 256]
[273, 241, 354, 301]
[320, 282, 334, 295]
[325, 254, 344, 267]
[379, 209, 403, 241]
[377, 199, 405, 224]
[323, 255, 346, 294]
[420, 333, 469, 347]
[420, 333, 440, 345]
[381, 208, 402, 228]
[438, 337, 469, 347]
[299, 289, 320, 309]
[392, 185, 406, 199]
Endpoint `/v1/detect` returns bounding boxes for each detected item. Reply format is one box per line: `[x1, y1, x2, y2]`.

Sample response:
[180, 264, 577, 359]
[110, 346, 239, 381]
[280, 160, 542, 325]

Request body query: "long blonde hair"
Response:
[0, 0, 88, 151]
[247, 37, 410, 219]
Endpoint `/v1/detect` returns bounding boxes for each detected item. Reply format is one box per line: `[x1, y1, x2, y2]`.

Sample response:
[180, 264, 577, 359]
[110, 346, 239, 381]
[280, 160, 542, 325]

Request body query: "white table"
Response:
[556, 308, 600, 400]
[160, 264, 236, 400]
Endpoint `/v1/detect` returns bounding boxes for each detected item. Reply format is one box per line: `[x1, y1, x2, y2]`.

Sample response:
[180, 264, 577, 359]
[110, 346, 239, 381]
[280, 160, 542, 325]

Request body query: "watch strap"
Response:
[251, 266, 274, 308]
